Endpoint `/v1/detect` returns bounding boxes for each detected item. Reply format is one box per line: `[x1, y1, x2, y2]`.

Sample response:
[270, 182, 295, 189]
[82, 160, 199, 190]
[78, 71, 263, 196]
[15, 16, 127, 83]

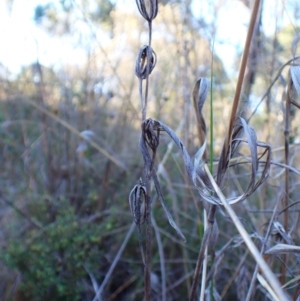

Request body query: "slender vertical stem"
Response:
[208, 42, 215, 300]
[225, 0, 261, 150]
[143, 20, 153, 301]
[142, 21, 153, 121]
[148, 20, 152, 46]
[209, 38, 215, 174]
[199, 211, 208, 301]
[144, 195, 152, 301]
[282, 75, 292, 284]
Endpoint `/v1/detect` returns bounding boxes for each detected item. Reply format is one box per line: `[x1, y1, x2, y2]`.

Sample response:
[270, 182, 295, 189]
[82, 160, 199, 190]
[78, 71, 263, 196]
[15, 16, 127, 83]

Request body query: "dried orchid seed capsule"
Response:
[129, 179, 147, 225]
[135, 0, 158, 21]
[135, 46, 157, 80]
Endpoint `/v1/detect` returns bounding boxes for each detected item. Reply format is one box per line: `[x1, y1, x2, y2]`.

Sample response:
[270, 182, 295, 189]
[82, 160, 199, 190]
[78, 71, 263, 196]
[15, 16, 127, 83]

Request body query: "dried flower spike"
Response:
[129, 178, 147, 225]
[135, 45, 157, 80]
[135, 0, 158, 21]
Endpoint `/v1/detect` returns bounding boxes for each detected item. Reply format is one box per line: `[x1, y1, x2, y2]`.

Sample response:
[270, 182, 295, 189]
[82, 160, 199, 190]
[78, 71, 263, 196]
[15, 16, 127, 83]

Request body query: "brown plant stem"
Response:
[225, 0, 261, 151]
[144, 195, 152, 301]
[142, 21, 153, 122]
[282, 75, 293, 284]
[143, 19, 154, 301]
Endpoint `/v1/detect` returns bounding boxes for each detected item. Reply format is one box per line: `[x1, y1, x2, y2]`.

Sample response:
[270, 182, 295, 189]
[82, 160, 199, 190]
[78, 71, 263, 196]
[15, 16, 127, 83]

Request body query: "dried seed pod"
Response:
[142, 119, 160, 151]
[135, 0, 158, 21]
[135, 45, 157, 80]
[129, 179, 147, 225]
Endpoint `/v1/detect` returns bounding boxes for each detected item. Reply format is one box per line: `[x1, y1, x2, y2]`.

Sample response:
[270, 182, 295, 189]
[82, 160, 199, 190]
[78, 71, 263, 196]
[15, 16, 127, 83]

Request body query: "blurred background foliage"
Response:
[1, 0, 300, 300]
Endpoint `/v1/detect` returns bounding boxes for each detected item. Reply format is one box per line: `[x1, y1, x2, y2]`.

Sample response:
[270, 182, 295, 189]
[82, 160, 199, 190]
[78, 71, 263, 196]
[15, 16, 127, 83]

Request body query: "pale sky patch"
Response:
[0, 0, 298, 75]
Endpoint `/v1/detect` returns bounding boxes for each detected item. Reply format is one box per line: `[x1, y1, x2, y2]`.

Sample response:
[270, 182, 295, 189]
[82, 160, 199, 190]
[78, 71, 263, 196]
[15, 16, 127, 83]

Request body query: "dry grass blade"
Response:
[200, 210, 208, 301]
[290, 65, 300, 95]
[265, 244, 300, 255]
[192, 78, 209, 160]
[270, 160, 300, 176]
[203, 164, 290, 301]
[282, 275, 300, 289]
[257, 273, 281, 301]
[152, 172, 186, 242]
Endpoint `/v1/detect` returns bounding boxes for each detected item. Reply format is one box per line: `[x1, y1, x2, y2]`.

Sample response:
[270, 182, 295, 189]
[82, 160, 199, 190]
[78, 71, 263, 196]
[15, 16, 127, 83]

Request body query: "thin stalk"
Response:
[225, 0, 261, 150]
[142, 21, 153, 121]
[144, 195, 152, 301]
[282, 75, 292, 284]
[199, 210, 208, 301]
[143, 19, 154, 301]
[209, 37, 215, 301]
[189, 224, 213, 301]
[209, 38, 215, 174]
